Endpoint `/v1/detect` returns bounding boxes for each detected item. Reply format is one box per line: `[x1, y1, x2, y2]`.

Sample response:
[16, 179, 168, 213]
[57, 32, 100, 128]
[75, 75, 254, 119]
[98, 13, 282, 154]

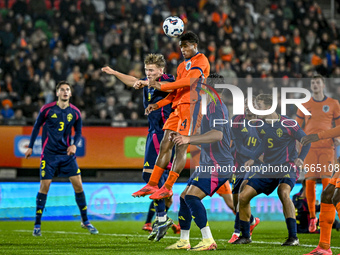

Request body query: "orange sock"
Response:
[306, 179, 316, 218]
[149, 165, 165, 186]
[319, 203, 336, 250]
[336, 202, 340, 218]
[164, 171, 179, 190]
[322, 178, 331, 190]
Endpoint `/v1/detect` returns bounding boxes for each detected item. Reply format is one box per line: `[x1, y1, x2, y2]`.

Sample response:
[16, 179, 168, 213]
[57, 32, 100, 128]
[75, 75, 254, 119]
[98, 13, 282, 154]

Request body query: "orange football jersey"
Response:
[172, 53, 210, 106]
[296, 96, 340, 148]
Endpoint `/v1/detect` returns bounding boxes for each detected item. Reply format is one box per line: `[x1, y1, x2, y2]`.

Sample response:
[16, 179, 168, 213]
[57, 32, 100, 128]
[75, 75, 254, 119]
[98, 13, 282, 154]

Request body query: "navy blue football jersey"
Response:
[231, 115, 261, 167]
[142, 74, 175, 133]
[28, 102, 82, 155]
[251, 115, 310, 164]
[200, 100, 234, 166]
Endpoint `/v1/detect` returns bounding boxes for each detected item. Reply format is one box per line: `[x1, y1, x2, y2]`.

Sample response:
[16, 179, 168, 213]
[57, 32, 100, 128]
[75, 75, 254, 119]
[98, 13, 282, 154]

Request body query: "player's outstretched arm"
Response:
[160, 69, 203, 91]
[173, 129, 223, 146]
[101, 66, 138, 87]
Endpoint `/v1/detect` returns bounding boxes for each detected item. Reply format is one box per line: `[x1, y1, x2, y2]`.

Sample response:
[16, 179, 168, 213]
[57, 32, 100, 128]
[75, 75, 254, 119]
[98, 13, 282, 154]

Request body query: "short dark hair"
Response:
[206, 73, 225, 93]
[256, 94, 273, 107]
[312, 74, 325, 84]
[179, 31, 199, 45]
[56, 81, 71, 91]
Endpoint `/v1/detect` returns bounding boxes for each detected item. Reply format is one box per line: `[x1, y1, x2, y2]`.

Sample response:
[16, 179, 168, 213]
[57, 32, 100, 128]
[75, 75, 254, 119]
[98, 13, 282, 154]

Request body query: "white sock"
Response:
[180, 230, 190, 240]
[201, 226, 213, 239]
[233, 232, 240, 236]
[158, 215, 167, 223]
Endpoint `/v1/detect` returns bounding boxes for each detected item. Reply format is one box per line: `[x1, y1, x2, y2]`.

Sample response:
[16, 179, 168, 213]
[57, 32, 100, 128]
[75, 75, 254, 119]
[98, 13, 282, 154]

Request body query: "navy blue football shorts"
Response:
[246, 162, 298, 196]
[40, 153, 80, 180]
[187, 161, 234, 196]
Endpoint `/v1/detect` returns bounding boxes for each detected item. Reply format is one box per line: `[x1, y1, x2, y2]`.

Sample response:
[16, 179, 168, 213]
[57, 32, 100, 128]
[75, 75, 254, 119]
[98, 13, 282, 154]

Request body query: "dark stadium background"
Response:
[0, 1, 339, 182]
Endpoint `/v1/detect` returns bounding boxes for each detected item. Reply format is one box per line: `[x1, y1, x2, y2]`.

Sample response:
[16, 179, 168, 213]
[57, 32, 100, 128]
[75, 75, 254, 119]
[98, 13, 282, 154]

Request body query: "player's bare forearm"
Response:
[102, 66, 138, 87]
[160, 69, 202, 91]
[188, 129, 223, 145]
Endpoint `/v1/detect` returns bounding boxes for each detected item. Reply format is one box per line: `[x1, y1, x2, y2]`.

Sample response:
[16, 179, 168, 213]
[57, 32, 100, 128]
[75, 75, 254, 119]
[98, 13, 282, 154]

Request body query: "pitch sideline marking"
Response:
[11, 230, 340, 250]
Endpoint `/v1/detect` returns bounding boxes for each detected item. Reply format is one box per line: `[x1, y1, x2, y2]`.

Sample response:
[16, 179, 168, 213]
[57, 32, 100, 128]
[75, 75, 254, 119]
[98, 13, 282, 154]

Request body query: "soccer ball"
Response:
[162, 16, 184, 38]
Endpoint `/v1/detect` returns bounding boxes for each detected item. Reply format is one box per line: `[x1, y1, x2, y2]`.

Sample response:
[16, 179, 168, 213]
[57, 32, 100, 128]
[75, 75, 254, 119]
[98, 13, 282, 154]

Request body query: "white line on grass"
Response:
[12, 230, 340, 250]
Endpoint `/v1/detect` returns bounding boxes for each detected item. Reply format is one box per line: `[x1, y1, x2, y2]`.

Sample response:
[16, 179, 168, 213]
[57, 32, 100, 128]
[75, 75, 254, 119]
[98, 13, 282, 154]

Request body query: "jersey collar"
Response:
[185, 52, 199, 61]
[312, 96, 327, 102]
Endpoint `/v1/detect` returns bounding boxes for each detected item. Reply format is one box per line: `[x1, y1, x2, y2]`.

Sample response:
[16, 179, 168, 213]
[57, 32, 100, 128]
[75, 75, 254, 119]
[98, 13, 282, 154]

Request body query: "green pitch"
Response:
[1, 221, 340, 254]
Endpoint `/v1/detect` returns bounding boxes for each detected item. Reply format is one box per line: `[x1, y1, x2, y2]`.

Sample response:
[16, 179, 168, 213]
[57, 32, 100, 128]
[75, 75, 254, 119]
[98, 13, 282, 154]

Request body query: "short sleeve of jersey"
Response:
[208, 102, 225, 132]
[333, 99, 340, 120]
[296, 107, 305, 120]
[190, 55, 210, 78]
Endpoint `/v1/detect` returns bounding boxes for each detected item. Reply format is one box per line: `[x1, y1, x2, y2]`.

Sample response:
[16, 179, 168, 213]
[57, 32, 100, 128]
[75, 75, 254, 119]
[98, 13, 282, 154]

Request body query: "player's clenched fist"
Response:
[145, 104, 159, 115]
[133, 80, 148, 89]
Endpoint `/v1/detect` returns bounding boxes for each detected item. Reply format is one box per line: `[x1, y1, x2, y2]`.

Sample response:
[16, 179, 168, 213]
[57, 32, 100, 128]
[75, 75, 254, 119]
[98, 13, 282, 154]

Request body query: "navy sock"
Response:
[240, 220, 250, 238]
[75, 191, 88, 223]
[185, 195, 207, 229]
[154, 199, 166, 218]
[234, 212, 240, 234]
[35, 192, 47, 226]
[145, 201, 155, 224]
[285, 218, 297, 238]
[178, 197, 192, 230]
[250, 214, 254, 224]
[142, 172, 151, 183]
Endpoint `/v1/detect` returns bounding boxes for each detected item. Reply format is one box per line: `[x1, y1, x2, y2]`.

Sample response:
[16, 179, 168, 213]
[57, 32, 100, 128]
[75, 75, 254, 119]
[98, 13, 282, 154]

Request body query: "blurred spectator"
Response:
[8, 109, 26, 125]
[40, 71, 56, 104]
[20, 95, 37, 118]
[1, 99, 14, 120]
[0, 0, 338, 127]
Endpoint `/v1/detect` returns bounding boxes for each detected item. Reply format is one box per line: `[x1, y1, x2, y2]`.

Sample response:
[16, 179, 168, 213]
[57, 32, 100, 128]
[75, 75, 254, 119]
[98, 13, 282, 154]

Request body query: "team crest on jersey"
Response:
[276, 128, 283, 137]
[186, 61, 191, 70]
[67, 113, 73, 122]
[323, 105, 330, 113]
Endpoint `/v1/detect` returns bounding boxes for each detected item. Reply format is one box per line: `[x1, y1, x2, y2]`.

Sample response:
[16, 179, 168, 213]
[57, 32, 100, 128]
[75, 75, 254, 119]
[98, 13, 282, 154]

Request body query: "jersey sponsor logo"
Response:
[260, 129, 266, 134]
[41, 170, 45, 177]
[241, 127, 248, 132]
[144, 162, 150, 167]
[323, 105, 330, 113]
[276, 128, 283, 137]
[185, 61, 191, 71]
[51, 113, 57, 118]
[67, 113, 73, 122]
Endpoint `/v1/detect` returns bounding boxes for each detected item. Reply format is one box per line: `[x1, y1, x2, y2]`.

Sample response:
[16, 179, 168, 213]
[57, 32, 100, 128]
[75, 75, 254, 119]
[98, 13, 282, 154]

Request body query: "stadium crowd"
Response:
[0, 0, 339, 125]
